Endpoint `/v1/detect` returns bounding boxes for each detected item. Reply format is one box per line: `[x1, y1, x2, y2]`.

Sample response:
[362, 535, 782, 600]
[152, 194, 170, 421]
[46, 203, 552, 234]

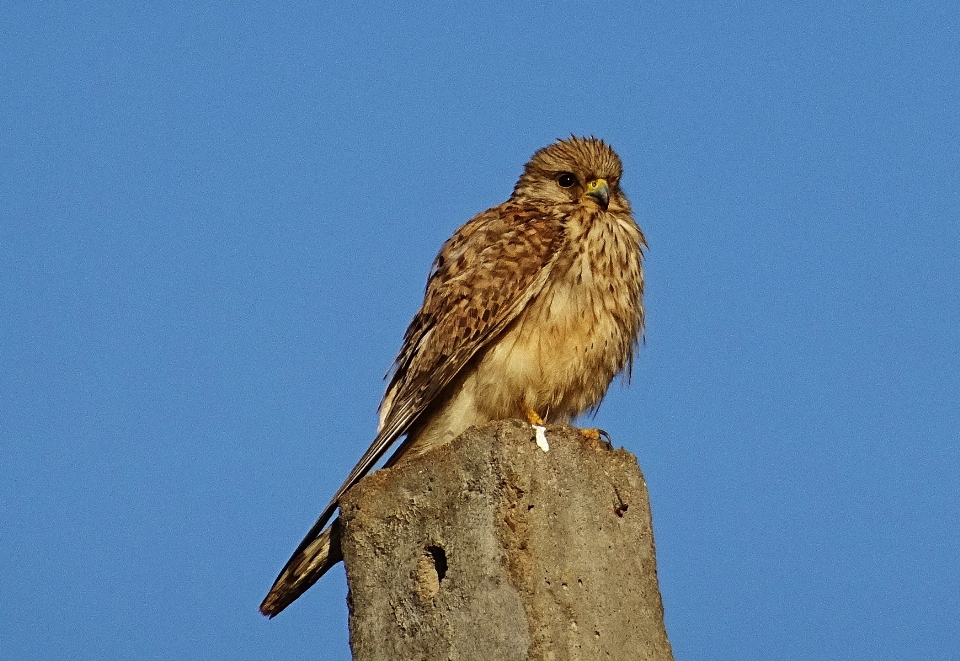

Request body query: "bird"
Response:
[260, 136, 646, 617]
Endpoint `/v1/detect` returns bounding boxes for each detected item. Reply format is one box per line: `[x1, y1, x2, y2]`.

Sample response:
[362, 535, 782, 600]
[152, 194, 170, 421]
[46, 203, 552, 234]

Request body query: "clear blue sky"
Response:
[2, 3, 958, 659]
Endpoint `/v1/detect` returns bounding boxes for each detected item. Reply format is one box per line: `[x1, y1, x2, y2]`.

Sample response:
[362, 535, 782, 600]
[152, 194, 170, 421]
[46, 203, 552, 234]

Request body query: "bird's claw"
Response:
[579, 427, 613, 450]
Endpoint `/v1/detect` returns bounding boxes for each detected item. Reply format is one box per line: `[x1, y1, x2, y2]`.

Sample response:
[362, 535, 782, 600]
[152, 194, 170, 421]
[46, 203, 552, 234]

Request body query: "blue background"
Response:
[3, 3, 958, 659]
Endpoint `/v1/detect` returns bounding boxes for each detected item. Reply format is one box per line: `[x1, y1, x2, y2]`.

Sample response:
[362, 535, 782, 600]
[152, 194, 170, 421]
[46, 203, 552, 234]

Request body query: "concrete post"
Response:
[339, 420, 673, 661]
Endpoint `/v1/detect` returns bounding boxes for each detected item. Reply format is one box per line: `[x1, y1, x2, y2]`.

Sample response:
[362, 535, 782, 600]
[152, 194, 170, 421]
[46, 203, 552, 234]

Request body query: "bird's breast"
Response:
[470, 211, 644, 422]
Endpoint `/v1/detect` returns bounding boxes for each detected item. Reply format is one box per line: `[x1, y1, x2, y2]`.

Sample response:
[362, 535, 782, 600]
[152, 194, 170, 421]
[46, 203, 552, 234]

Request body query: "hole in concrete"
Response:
[416, 545, 447, 600]
[426, 545, 447, 582]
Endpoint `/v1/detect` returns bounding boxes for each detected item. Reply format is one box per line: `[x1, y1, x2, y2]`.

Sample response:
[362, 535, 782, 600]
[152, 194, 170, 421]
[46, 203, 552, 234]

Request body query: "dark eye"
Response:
[557, 172, 578, 188]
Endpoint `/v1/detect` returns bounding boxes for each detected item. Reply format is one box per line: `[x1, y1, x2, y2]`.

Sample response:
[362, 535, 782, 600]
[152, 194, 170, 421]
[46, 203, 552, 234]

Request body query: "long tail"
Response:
[259, 518, 344, 618]
[259, 418, 419, 617]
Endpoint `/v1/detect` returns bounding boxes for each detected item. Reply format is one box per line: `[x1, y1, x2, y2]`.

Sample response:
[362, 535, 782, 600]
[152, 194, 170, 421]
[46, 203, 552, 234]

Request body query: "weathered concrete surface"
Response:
[339, 420, 673, 661]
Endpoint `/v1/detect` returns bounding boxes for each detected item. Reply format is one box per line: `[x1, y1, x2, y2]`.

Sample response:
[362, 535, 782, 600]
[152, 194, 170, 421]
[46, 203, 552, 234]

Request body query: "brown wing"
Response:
[381, 201, 567, 437]
[261, 202, 566, 614]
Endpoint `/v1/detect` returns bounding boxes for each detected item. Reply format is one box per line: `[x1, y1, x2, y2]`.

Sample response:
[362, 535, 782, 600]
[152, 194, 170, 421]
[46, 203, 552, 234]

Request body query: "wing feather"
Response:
[381, 202, 567, 432]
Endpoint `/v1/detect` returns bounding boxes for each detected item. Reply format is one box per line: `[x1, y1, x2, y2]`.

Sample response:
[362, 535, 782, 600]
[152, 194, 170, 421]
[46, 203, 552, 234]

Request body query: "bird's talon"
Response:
[580, 427, 613, 449]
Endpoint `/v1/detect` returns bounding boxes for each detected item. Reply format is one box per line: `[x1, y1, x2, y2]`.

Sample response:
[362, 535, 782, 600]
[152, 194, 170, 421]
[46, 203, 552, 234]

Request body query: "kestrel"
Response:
[260, 136, 646, 617]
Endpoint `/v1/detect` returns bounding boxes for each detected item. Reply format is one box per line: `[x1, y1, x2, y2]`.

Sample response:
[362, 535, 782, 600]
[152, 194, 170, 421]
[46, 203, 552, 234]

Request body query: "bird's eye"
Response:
[557, 172, 578, 188]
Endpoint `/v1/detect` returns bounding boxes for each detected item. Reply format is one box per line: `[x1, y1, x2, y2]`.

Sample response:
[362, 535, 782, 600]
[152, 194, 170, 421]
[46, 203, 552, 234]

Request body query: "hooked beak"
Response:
[585, 178, 610, 209]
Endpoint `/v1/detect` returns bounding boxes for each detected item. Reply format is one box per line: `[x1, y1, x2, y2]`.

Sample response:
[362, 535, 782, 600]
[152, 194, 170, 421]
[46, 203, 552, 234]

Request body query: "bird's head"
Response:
[511, 136, 629, 213]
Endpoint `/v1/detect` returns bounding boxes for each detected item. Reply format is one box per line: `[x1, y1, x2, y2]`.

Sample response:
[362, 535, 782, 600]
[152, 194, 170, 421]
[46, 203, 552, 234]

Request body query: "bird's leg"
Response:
[521, 404, 551, 452]
[521, 404, 546, 427]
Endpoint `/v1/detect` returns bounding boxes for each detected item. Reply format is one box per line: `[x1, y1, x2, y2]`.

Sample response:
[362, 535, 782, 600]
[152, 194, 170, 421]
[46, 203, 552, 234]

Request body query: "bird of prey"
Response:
[260, 136, 646, 617]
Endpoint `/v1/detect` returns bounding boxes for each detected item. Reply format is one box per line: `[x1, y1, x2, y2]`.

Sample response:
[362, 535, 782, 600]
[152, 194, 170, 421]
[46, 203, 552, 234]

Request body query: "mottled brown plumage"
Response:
[260, 136, 646, 617]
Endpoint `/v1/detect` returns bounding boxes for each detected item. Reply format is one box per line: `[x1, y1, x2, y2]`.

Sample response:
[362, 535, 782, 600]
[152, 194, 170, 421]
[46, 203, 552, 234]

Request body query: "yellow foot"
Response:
[579, 427, 613, 450]
[522, 404, 545, 426]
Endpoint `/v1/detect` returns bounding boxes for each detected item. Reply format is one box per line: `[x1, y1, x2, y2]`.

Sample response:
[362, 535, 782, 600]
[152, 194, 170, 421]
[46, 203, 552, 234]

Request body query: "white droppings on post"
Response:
[533, 425, 549, 452]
